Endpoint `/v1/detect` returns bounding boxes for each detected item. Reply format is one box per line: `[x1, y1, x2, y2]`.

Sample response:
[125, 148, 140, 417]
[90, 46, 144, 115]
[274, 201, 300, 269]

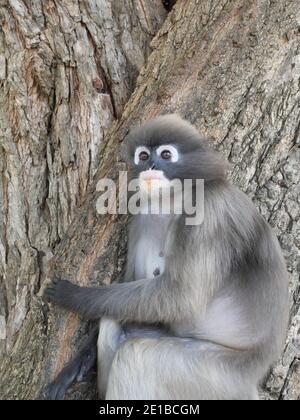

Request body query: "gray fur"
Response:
[45, 115, 289, 400]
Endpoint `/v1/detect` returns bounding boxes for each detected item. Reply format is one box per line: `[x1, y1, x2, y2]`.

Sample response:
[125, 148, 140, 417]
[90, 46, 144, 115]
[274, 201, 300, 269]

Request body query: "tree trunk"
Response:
[0, 0, 299, 400]
[0, 0, 167, 399]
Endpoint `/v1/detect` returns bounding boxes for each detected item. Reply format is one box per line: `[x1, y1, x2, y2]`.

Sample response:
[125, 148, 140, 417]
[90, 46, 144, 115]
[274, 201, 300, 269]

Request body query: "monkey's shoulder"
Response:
[177, 182, 283, 264]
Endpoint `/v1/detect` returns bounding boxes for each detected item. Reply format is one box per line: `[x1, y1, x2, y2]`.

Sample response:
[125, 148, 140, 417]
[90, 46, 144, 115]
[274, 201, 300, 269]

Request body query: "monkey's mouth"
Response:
[139, 170, 170, 189]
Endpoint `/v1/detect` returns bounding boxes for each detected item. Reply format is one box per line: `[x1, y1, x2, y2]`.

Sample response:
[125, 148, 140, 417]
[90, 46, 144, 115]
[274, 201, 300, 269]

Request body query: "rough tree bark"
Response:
[0, 0, 167, 399]
[0, 0, 299, 400]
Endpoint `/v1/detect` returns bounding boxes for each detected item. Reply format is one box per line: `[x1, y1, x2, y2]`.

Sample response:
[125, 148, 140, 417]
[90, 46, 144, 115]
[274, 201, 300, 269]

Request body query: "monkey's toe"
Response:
[76, 347, 97, 382]
[45, 380, 68, 400]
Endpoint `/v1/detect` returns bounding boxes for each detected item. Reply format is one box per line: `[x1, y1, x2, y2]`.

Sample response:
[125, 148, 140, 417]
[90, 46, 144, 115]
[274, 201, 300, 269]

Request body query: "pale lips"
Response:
[139, 170, 166, 187]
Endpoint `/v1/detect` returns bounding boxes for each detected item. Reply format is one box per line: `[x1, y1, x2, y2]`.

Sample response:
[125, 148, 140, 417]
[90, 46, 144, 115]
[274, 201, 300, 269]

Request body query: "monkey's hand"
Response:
[44, 274, 108, 318]
[44, 274, 81, 310]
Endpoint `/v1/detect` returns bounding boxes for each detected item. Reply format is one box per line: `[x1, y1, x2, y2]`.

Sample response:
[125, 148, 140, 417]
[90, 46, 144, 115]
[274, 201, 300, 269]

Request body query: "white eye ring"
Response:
[134, 146, 151, 165]
[156, 145, 179, 162]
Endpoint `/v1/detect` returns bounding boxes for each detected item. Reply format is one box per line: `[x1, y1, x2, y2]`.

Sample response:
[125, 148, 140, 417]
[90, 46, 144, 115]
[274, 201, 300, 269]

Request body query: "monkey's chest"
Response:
[134, 235, 166, 280]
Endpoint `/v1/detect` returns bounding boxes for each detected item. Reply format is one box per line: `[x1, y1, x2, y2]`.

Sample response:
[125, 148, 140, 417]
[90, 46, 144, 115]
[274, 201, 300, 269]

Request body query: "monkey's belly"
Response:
[134, 237, 165, 279]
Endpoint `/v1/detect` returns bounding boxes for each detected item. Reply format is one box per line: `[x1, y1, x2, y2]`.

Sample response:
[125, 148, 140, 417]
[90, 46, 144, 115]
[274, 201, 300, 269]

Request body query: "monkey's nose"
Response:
[151, 163, 157, 170]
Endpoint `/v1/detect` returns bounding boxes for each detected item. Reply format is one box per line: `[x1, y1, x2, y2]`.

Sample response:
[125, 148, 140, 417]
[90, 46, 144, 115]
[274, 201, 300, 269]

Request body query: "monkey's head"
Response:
[124, 114, 227, 193]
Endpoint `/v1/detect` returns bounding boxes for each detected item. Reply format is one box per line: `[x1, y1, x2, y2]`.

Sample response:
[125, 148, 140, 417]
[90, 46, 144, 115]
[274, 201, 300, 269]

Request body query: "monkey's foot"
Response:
[45, 338, 97, 400]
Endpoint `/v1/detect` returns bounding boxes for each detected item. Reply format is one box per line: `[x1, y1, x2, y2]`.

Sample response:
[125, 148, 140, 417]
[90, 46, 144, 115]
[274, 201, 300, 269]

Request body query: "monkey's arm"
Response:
[44, 274, 181, 323]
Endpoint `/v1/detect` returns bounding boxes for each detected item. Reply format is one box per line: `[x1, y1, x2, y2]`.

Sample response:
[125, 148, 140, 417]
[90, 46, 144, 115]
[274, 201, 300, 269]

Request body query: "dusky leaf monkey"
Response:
[45, 115, 289, 400]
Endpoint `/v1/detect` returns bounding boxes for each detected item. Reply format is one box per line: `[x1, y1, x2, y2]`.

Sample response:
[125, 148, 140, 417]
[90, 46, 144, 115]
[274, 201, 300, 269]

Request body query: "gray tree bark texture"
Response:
[0, 0, 299, 400]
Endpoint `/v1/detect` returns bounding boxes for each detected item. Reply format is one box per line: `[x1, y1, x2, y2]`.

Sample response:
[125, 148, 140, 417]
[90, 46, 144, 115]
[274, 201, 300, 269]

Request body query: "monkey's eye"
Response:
[139, 151, 149, 161]
[161, 150, 172, 160]
[156, 145, 179, 163]
[134, 146, 151, 165]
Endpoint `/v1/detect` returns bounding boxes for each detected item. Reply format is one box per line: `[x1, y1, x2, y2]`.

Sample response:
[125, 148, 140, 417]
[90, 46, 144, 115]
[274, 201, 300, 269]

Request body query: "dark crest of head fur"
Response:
[124, 114, 228, 182]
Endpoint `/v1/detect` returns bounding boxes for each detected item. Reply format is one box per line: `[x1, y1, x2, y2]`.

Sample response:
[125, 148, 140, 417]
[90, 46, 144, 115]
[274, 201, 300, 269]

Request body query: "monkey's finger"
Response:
[44, 286, 56, 295]
[52, 274, 61, 285]
[45, 383, 56, 400]
[43, 289, 52, 299]
[76, 348, 97, 382]
[76, 368, 84, 382]
[42, 276, 57, 295]
[43, 278, 58, 292]
[43, 288, 58, 303]
[76, 358, 86, 381]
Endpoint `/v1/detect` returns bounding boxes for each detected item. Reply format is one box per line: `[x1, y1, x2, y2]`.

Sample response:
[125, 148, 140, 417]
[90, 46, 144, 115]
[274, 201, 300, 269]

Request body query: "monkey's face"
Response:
[128, 132, 207, 185]
[134, 144, 180, 194]
[125, 114, 226, 186]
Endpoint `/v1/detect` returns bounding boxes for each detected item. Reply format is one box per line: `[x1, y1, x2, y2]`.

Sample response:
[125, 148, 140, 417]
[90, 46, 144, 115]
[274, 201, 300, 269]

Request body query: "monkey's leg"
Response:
[105, 337, 259, 400]
[97, 320, 169, 399]
[45, 325, 99, 400]
[97, 317, 123, 399]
